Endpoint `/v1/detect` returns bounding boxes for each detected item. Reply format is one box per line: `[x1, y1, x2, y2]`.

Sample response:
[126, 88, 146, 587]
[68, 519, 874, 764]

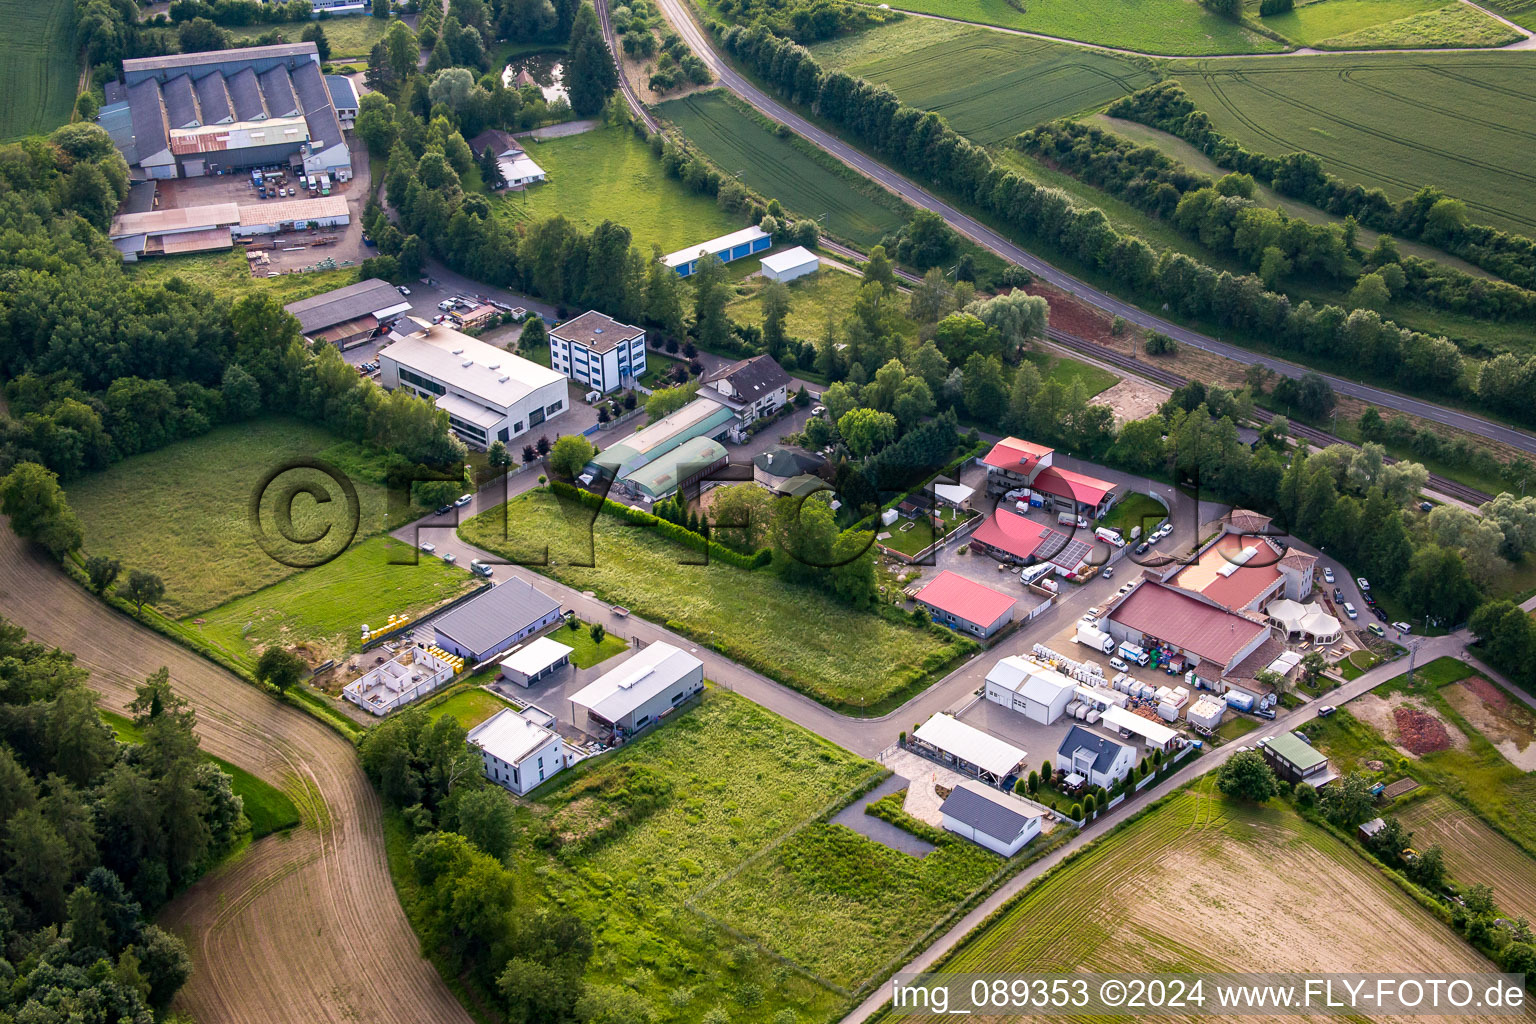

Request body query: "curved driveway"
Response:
[0, 525, 473, 1024]
[647, 0, 1536, 457]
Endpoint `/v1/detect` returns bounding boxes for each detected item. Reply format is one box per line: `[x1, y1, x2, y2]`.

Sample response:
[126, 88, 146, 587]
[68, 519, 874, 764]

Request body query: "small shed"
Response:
[1359, 817, 1386, 842]
[759, 246, 819, 282]
[498, 635, 572, 687]
[939, 780, 1043, 856]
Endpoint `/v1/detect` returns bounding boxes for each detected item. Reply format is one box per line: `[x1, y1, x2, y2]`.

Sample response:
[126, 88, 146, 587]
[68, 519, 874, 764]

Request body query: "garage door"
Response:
[183, 159, 205, 176]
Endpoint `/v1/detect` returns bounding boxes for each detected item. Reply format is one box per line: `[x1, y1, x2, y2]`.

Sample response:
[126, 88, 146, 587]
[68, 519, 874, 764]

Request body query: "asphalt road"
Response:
[647, 0, 1536, 458]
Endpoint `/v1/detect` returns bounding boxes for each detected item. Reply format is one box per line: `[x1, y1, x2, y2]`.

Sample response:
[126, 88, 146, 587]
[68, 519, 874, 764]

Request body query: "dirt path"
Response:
[0, 525, 472, 1024]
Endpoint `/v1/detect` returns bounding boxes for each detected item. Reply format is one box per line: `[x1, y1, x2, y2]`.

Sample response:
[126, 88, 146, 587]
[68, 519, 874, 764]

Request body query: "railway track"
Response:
[597, 0, 660, 133]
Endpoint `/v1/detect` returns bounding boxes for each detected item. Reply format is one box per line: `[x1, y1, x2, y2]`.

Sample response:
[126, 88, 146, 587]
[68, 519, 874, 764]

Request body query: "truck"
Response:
[1074, 624, 1116, 654]
[1095, 526, 1125, 548]
[1117, 641, 1150, 666]
[1058, 512, 1089, 530]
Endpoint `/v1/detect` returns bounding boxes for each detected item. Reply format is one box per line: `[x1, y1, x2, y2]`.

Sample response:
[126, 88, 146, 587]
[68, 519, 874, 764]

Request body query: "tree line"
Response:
[713, 21, 1536, 430]
[1016, 119, 1536, 325]
[1108, 81, 1536, 291]
[0, 619, 252, 1020]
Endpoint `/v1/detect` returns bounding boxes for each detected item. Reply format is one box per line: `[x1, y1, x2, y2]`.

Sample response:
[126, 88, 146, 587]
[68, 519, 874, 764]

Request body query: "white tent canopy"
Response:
[913, 713, 1026, 780]
[1266, 598, 1341, 644]
[933, 482, 974, 506]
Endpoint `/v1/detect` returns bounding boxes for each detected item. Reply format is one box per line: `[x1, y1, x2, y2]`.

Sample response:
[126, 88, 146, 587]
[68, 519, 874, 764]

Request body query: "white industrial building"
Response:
[567, 642, 704, 740]
[107, 195, 350, 261]
[466, 708, 565, 795]
[911, 714, 1026, 787]
[759, 246, 819, 282]
[342, 647, 455, 715]
[1056, 725, 1135, 789]
[548, 310, 646, 393]
[984, 656, 1077, 724]
[378, 319, 568, 447]
[498, 635, 572, 688]
[430, 578, 563, 663]
[662, 225, 771, 277]
[1100, 704, 1178, 753]
[939, 781, 1044, 856]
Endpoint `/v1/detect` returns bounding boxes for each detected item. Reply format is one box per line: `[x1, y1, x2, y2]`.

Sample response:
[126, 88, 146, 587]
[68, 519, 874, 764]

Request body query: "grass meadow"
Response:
[1477, 0, 1536, 28]
[460, 489, 974, 712]
[124, 249, 360, 302]
[847, 0, 1282, 54]
[547, 618, 629, 667]
[226, 15, 389, 58]
[868, 783, 1493, 1023]
[812, 23, 1160, 146]
[189, 536, 477, 664]
[423, 685, 522, 729]
[66, 418, 408, 616]
[0, 0, 76, 140]
[657, 91, 909, 246]
[491, 126, 741, 252]
[1311, 3, 1520, 47]
[508, 690, 1014, 1021]
[726, 263, 916, 341]
[1021, 349, 1120, 396]
[1172, 53, 1536, 235]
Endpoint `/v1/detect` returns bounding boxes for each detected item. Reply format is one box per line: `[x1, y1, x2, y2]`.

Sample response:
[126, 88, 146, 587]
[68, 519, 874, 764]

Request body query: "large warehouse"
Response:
[582, 397, 737, 501]
[378, 319, 568, 447]
[284, 278, 410, 347]
[104, 43, 351, 181]
[567, 642, 704, 740]
[985, 655, 1077, 724]
[662, 226, 770, 277]
[430, 578, 563, 663]
[1102, 582, 1271, 688]
[107, 195, 351, 261]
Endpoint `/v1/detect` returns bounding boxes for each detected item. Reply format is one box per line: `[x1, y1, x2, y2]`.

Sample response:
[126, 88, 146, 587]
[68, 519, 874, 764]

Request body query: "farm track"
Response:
[0, 524, 474, 1024]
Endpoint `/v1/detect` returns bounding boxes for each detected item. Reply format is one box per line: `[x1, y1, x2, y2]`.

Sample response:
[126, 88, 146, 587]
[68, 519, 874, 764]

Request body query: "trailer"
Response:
[1225, 691, 1255, 713]
[1075, 624, 1116, 654]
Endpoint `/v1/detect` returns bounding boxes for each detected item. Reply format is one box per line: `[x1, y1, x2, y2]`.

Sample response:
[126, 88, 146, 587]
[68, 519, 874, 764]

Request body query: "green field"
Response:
[727, 263, 917, 342]
[1477, 0, 1536, 29]
[871, 784, 1491, 1023]
[1097, 492, 1167, 537]
[0, 0, 76, 140]
[1397, 794, 1536, 921]
[657, 91, 909, 246]
[491, 126, 741, 252]
[1173, 53, 1536, 234]
[189, 536, 478, 664]
[104, 710, 301, 840]
[1257, 0, 1447, 43]
[812, 23, 1160, 145]
[460, 489, 973, 712]
[1314, 2, 1520, 46]
[547, 618, 629, 667]
[424, 685, 522, 729]
[124, 249, 361, 302]
[226, 15, 389, 58]
[1021, 349, 1119, 396]
[66, 418, 407, 616]
[508, 690, 1010, 1021]
[849, 0, 1283, 54]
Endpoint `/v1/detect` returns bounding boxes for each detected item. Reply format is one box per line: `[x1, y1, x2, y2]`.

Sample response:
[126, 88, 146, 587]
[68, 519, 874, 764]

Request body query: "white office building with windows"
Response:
[377, 318, 568, 448]
[466, 708, 565, 795]
[548, 310, 647, 394]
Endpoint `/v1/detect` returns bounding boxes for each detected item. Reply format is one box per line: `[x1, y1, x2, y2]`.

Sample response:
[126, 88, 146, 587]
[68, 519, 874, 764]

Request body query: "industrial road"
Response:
[646, 0, 1536, 458]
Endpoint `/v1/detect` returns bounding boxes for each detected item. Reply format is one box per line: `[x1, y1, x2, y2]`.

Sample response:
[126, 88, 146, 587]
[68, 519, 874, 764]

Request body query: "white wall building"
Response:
[662, 225, 771, 277]
[699, 354, 790, 425]
[548, 310, 647, 393]
[378, 319, 568, 448]
[759, 246, 819, 282]
[985, 656, 1077, 725]
[343, 647, 455, 715]
[466, 708, 565, 795]
[939, 781, 1044, 856]
[1056, 725, 1135, 789]
[498, 635, 572, 687]
[567, 642, 703, 739]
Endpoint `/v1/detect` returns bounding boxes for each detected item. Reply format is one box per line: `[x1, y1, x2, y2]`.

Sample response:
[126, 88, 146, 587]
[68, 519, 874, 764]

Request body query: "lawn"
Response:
[460, 488, 974, 713]
[1477, 0, 1536, 29]
[189, 536, 478, 665]
[694, 788, 1004, 990]
[656, 90, 909, 246]
[1020, 348, 1119, 396]
[1338, 648, 1381, 680]
[1256, 0, 1448, 44]
[812, 23, 1160, 146]
[1173, 53, 1536, 235]
[877, 507, 977, 558]
[423, 685, 522, 729]
[491, 126, 742, 252]
[124, 249, 360, 302]
[869, 783, 1492, 1023]
[507, 690, 1004, 1021]
[547, 618, 629, 667]
[1397, 794, 1536, 921]
[226, 15, 389, 58]
[1097, 492, 1167, 538]
[1311, 3, 1520, 46]
[103, 710, 301, 840]
[0, 0, 75, 141]
[848, 0, 1283, 55]
[1213, 715, 1258, 742]
[66, 418, 408, 616]
[727, 263, 916, 343]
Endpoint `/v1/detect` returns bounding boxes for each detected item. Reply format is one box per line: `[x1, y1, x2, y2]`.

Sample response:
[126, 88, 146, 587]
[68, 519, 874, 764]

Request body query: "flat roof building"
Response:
[430, 578, 563, 663]
[759, 246, 819, 283]
[549, 310, 647, 394]
[108, 195, 350, 260]
[467, 708, 565, 795]
[939, 781, 1043, 856]
[497, 635, 572, 688]
[913, 570, 1016, 640]
[378, 319, 568, 448]
[568, 642, 704, 740]
[912, 713, 1026, 786]
[284, 278, 410, 347]
[1262, 731, 1334, 786]
[662, 226, 770, 277]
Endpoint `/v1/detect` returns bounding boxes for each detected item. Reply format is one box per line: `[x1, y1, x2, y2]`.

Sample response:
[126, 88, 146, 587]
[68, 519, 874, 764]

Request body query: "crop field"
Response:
[491, 126, 740, 252]
[871, 784, 1495, 1024]
[0, 0, 76, 140]
[812, 25, 1160, 145]
[657, 91, 908, 246]
[1312, 3, 1520, 47]
[66, 418, 403, 616]
[511, 691, 883, 1022]
[1478, 0, 1536, 29]
[849, 0, 1282, 55]
[727, 263, 917, 342]
[1172, 53, 1536, 234]
[1255, 0, 1452, 44]
[226, 16, 389, 58]
[1397, 794, 1536, 921]
[460, 489, 973, 712]
[189, 536, 477, 664]
[124, 249, 360, 302]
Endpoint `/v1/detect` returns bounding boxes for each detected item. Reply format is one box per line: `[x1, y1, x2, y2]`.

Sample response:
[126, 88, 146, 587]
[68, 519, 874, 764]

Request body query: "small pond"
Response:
[502, 53, 567, 105]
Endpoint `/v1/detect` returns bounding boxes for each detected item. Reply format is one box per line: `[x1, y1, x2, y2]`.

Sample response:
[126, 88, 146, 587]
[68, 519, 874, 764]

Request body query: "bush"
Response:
[1069, 802, 1083, 819]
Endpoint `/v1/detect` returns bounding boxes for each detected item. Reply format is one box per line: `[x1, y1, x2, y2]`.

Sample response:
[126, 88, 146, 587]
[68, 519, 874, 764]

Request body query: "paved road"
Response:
[648, 0, 1536, 458]
[0, 525, 474, 1024]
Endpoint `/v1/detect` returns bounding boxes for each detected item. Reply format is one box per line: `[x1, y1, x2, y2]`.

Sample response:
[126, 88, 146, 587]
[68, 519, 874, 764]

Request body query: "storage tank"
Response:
[1075, 625, 1116, 654]
[1157, 701, 1179, 723]
[1225, 691, 1255, 712]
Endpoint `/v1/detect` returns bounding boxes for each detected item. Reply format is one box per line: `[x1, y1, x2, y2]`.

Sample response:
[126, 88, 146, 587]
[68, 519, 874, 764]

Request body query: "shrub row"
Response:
[549, 479, 773, 570]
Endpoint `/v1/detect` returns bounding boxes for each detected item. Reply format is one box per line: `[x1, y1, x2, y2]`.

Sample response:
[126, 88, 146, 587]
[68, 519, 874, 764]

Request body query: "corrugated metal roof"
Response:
[915, 571, 1016, 627]
[258, 65, 298, 116]
[915, 714, 1026, 778]
[193, 71, 232, 124]
[123, 42, 317, 76]
[1266, 731, 1327, 772]
[284, 278, 405, 333]
[432, 578, 561, 657]
[467, 708, 558, 766]
[568, 642, 702, 722]
[238, 194, 348, 226]
[1107, 583, 1268, 668]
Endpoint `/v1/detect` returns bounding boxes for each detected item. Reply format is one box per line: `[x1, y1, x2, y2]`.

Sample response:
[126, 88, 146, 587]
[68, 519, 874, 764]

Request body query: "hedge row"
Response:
[548, 479, 773, 570]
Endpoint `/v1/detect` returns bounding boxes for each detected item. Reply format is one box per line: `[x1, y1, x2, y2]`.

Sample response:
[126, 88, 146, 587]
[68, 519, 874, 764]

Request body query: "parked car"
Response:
[397, 285, 411, 296]
[1368, 622, 1385, 637]
[420, 542, 435, 554]
[1110, 657, 1131, 673]
[1343, 601, 1358, 619]
[1318, 705, 1336, 717]
[435, 504, 453, 515]
[1323, 567, 1334, 584]
[1102, 565, 1114, 579]
[470, 559, 493, 577]
[454, 493, 474, 507]
[1356, 577, 1371, 591]
[1332, 586, 1343, 602]
[1118, 583, 1134, 595]
[1419, 501, 1433, 512]
[441, 552, 456, 564]
[1392, 621, 1412, 634]
[1372, 606, 1387, 622]
[811, 405, 825, 416]
[1134, 542, 1150, 555]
